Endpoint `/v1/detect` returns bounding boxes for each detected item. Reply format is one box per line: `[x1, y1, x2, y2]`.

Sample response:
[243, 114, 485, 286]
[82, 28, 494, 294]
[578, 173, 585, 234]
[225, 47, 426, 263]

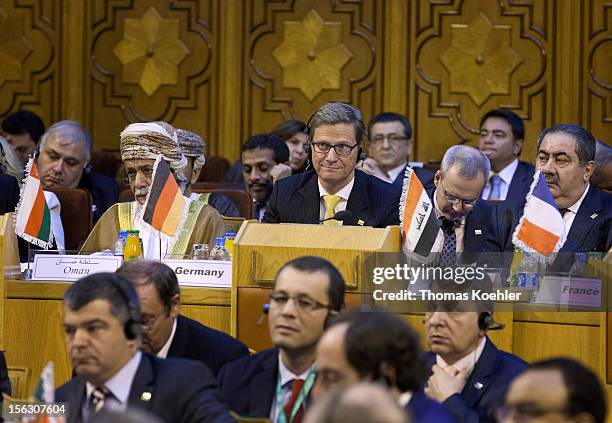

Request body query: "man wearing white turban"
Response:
[81, 122, 224, 258]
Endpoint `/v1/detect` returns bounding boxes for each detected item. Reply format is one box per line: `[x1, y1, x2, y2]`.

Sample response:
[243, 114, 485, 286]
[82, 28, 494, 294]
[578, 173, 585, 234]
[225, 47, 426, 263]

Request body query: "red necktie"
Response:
[284, 379, 305, 423]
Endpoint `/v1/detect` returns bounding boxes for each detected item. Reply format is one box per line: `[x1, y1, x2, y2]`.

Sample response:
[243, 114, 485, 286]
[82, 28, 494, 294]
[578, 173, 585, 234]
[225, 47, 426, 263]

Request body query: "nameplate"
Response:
[535, 276, 601, 308]
[31, 255, 123, 281]
[162, 259, 232, 288]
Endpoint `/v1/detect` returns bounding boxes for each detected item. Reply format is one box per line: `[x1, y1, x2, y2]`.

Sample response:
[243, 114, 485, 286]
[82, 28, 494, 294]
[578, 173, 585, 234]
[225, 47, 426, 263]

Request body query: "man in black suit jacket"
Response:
[535, 124, 611, 254]
[218, 256, 346, 420]
[427, 145, 513, 258]
[478, 109, 535, 212]
[117, 260, 248, 376]
[37, 120, 119, 224]
[263, 101, 401, 228]
[0, 173, 19, 214]
[360, 112, 435, 192]
[56, 272, 233, 423]
[424, 307, 527, 423]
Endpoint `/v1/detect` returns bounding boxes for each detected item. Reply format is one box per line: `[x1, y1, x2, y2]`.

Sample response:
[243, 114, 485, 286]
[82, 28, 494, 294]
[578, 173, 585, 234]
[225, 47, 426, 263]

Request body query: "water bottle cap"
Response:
[224, 232, 237, 237]
[215, 237, 225, 244]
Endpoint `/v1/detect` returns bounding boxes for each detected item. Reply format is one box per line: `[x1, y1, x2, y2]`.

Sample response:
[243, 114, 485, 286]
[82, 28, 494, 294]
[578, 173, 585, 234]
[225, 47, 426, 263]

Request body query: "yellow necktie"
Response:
[323, 195, 341, 225]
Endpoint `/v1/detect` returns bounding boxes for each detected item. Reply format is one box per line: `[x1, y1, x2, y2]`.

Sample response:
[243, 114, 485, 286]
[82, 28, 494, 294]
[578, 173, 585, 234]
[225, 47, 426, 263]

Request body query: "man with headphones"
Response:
[263, 102, 401, 228]
[423, 279, 527, 423]
[218, 256, 346, 422]
[56, 272, 234, 423]
[312, 310, 455, 423]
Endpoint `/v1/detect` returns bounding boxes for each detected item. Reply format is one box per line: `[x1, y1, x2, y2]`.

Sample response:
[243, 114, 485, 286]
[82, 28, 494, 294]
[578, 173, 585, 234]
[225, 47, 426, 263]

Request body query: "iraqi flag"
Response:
[142, 156, 187, 237]
[14, 158, 54, 249]
[512, 171, 566, 256]
[399, 167, 440, 256]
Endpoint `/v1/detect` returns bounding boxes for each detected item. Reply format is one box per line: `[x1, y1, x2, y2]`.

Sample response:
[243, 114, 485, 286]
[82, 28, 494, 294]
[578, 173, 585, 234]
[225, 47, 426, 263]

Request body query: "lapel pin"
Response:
[474, 382, 484, 390]
[475, 229, 482, 235]
[357, 219, 365, 226]
[140, 392, 152, 401]
[591, 213, 598, 219]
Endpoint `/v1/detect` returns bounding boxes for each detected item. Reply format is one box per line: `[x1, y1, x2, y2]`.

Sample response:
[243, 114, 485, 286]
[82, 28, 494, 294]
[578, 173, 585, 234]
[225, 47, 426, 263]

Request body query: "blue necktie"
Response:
[488, 175, 502, 201]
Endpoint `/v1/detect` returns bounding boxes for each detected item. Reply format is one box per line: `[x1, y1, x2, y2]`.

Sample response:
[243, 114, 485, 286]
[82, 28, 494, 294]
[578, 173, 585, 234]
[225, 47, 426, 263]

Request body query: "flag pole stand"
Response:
[26, 242, 32, 280]
[158, 231, 162, 262]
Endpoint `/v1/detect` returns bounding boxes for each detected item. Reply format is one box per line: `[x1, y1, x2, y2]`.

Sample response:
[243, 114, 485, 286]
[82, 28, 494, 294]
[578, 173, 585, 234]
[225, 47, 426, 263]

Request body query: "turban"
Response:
[120, 122, 188, 183]
[176, 128, 206, 171]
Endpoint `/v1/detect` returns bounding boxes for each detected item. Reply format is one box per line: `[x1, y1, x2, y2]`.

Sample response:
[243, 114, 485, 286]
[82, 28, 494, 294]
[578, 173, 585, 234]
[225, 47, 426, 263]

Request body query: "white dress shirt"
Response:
[85, 351, 142, 415]
[269, 354, 315, 422]
[560, 183, 590, 246]
[377, 162, 408, 184]
[481, 159, 519, 201]
[156, 318, 178, 359]
[318, 177, 355, 223]
[436, 336, 487, 392]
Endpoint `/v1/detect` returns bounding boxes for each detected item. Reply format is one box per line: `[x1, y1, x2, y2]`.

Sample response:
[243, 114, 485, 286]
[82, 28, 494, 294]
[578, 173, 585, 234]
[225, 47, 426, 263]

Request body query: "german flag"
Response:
[14, 158, 54, 249]
[143, 157, 186, 236]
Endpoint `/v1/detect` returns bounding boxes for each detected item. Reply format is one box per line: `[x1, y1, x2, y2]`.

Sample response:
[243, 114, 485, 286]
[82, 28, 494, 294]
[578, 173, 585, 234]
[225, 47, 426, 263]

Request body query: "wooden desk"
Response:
[4, 280, 231, 394]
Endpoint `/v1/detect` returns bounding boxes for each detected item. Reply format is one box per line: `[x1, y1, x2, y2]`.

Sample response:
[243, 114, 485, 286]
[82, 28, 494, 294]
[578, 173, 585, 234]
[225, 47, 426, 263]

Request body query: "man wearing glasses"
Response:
[218, 256, 346, 422]
[360, 112, 435, 191]
[431, 145, 513, 258]
[263, 102, 401, 227]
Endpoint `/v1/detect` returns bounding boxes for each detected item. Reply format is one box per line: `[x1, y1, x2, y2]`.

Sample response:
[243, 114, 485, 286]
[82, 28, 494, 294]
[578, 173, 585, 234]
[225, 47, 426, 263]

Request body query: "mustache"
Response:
[248, 180, 273, 189]
[134, 189, 150, 197]
[544, 174, 558, 184]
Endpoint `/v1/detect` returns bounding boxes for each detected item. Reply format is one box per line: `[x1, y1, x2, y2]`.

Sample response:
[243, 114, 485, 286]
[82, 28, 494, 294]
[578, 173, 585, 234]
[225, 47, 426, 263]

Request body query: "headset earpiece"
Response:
[478, 311, 504, 331]
[109, 278, 141, 340]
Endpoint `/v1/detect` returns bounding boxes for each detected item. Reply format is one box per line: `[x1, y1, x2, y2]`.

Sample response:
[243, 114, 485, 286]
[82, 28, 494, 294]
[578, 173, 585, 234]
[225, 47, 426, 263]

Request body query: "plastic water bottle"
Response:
[210, 237, 231, 261]
[114, 230, 128, 258]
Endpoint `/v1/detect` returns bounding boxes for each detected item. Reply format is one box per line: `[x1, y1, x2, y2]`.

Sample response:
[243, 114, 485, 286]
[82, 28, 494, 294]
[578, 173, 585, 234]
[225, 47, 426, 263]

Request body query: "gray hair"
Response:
[308, 102, 366, 144]
[535, 124, 596, 167]
[0, 136, 25, 185]
[441, 145, 490, 182]
[40, 120, 92, 164]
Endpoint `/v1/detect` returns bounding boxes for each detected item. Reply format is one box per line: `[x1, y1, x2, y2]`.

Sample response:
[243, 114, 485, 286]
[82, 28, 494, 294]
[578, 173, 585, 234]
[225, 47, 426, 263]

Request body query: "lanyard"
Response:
[276, 368, 316, 423]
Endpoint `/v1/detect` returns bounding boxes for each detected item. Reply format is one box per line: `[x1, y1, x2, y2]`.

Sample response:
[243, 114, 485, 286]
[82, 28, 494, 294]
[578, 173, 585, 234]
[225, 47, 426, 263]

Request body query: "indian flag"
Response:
[142, 156, 187, 236]
[399, 167, 440, 256]
[14, 158, 54, 249]
[513, 171, 566, 256]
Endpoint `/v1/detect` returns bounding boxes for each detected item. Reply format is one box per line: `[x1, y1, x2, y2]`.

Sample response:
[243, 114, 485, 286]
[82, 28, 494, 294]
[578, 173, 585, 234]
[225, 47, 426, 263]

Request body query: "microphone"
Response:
[310, 210, 353, 224]
[256, 303, 270, 326]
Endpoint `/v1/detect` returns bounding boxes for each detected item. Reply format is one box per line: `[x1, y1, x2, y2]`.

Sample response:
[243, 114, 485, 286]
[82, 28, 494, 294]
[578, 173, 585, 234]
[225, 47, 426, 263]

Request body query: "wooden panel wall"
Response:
[0, 0, 609, 160]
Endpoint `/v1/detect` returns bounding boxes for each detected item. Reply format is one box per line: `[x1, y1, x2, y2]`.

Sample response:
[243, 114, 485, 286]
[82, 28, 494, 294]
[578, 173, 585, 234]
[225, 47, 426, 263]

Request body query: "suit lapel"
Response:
[67, 379, 87, 423]
[128, 353, 156, 411]
[506, 162, 530, 201]
[296, 172, 321, 224]
[561, 186, 602, 252]
[345, 171, 371, 225]
[249, 351, 279, 416]
[462, 339, 497, 407]
[167, 316, 188, 357]
[463, 203, 486, 254]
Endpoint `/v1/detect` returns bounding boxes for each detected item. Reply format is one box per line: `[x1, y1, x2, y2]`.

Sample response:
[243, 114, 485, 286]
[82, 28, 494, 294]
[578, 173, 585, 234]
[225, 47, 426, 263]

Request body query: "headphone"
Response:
[303, 106, 367, 165]
[478, 311, 505, 331]
[108, 277, 141, 340]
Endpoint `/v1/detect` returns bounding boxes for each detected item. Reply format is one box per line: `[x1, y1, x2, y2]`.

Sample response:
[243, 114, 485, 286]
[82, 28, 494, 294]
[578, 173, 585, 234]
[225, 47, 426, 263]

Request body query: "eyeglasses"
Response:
[439, 179, 479, 208]
[370, 134, 409, 144]
[496, 404, 571, 423]
[311, 142, 359, 157]
[269, 292, 330, 313]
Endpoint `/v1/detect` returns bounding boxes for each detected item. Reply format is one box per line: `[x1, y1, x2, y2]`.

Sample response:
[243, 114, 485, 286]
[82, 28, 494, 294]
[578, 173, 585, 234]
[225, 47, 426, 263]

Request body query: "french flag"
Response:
[512, 171, 566, 256]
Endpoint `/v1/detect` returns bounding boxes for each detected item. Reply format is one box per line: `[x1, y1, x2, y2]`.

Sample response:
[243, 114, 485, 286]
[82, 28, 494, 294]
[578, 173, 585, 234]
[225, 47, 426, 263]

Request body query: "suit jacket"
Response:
[0, 174, 19, 215]
[502, 161, 535, 212]
[559, 185, 612, 253]
[78, 171, 120, 223]
[168, 315, 249, 377]
[217, 348, 278, 418]
[56, 352, 234, 423]
[425, 338, 527, 423]
[0, 351, 11, 399]
[263, 170, 401, 227]
[393, 165, 435, 193]
[407, 391, 456, 423]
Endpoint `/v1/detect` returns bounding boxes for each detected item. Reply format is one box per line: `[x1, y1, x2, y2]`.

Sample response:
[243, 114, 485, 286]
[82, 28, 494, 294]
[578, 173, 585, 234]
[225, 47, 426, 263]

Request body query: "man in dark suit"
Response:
[591, 140, 612, 194]
[0, 173, 19, 214]
[264, 102, 401, 228]
[478, 109, 535, 212]
[535, 124, 611, 254]
[218, 256, 346, 421]
[313, 310, 455, 423]
[117, 260, 248, 376]
[37, 120, 119, 223]
[429, 145, 513, 258]
[55, 272, 233, 423]
[424, 303, 527, 423]
[359, 112, 435, 192]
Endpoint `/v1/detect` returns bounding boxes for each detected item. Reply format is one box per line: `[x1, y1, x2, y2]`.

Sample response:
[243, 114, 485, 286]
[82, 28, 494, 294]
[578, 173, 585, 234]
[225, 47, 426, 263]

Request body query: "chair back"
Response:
[197, 156, 230, 182]
[49, 188, 93, 250]
[194, 188, 253, 219]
